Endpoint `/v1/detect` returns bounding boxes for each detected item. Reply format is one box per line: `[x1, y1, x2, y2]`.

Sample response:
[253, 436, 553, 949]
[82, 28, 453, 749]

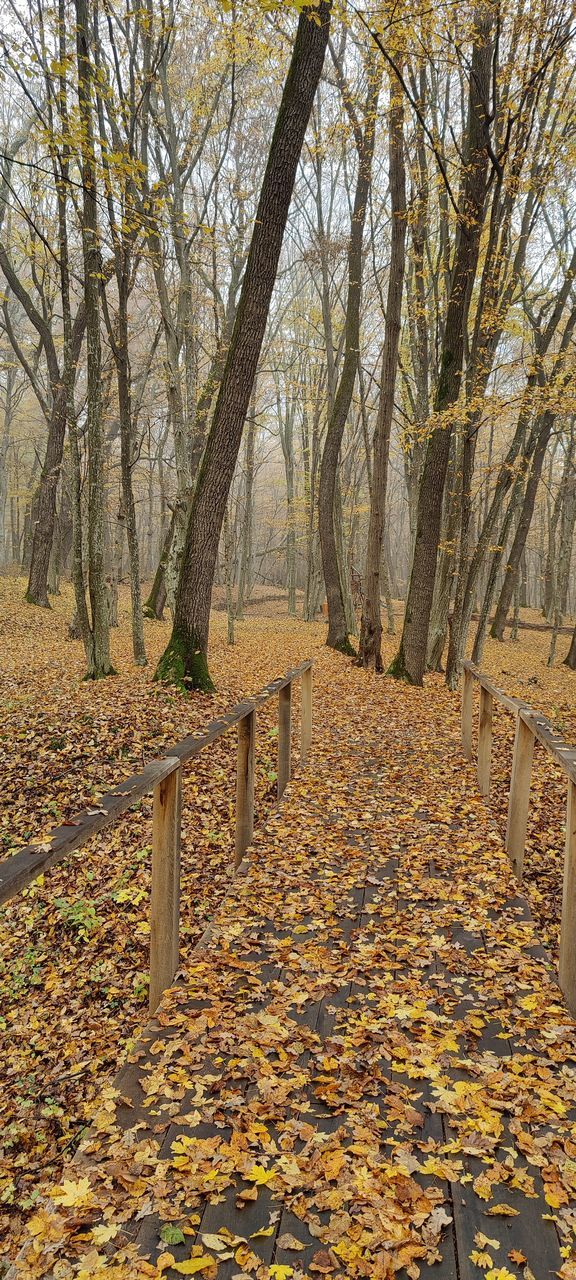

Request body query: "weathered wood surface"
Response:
[0, 661, 313, 906]
[149, 766, 183, 1014]
[235, 709, 256, 867]
[505, 713, 535, 879]
[15, 679, 570, 1280]
[560, 779, 576, 1015]
[462, 659, 576, 785]
[0, 756, 181, 905]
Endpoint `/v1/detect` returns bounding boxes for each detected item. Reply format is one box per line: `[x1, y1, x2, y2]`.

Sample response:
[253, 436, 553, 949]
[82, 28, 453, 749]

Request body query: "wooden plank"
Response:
[278, 683, 292, 798]
[462, 661, 576, 787]
[235, 709, 255, 867]
[522, 709, 576, 786]
[301, 664, 313, 763]
[461, 662, 525, 716]
[477, 685, 493, 797]
[560, 779, 576, 1015]
[0, 755, 181, 906]
[505, 715, 534, 879]
[461, 666, 474, 761]
[163, 662, 312, 767]
[149, 765, 182, 1014]
[0, 663, 313, 909]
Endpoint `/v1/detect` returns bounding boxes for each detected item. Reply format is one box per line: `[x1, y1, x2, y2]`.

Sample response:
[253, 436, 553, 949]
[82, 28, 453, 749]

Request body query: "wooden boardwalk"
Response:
[13, 664, 576, 1279]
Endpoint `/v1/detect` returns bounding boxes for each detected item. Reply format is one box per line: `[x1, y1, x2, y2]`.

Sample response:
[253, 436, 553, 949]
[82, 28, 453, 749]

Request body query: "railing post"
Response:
[560, 780, 576, 1015]
[301, 666, 312, 763]
[235, 709, 255, 868]
[149, 762, 182, 1014]
[462, 666, 474, 762]
[477, 686, 493, 797]
[278, 682, 292, 798]
[505, 714, 534, 879]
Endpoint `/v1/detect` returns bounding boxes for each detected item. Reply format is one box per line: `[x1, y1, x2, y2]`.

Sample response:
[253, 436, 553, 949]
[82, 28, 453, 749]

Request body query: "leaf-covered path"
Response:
[14, 656, 576, 1280]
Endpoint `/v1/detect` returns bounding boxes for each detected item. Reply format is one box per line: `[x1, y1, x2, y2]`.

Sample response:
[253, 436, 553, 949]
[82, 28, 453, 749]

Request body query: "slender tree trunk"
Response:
[237, 389, 256, 619]
[114, 277, 147, 664]
[75, 0, 114, 678]
[426, 429, 461, 671]
[388, 19, 493, 683]
[490, 413, 553, 640]
[319, 68, 380, 653]
[222, 503, 235, 645]
[471, 465, 527, 665]
[359, 72, 405, 670]
[155, 1, 331, 690]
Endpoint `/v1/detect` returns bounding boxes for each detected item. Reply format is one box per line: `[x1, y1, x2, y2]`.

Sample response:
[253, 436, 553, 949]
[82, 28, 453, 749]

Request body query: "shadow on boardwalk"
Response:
[13, 657, 576, 1279]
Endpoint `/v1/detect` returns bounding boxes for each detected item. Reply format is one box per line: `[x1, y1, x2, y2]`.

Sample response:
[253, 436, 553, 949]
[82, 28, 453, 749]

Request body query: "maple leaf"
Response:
[91, 1223, 119, 1245]
[269, 1268, 294, 1280]
[485, 1270, 517, 1280]
[245, 1163, 278, 1185]
[50, 1177, 93, 1207]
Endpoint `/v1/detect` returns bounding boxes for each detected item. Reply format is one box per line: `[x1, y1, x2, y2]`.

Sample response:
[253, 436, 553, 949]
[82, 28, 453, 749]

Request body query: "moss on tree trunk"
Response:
[154, 625, 215, 694]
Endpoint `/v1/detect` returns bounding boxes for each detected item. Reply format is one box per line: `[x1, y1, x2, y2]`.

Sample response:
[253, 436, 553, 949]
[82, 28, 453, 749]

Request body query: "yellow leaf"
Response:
[269, 1268, 294, 1280]
[470, 1250, 493, 1268]
[544, 1186, 567, 1207]
[91, 1223, 119, 1245]
[50, 1177, 92, 1207]
[475, 1233, 499, 1250]
[485, 1204, 519, 1217]
[172, 1258, 216, 1275]
[250, 1225, 275, 1239]
[245, 1163, 277, 1185]
[201, 1233, 230, 1251]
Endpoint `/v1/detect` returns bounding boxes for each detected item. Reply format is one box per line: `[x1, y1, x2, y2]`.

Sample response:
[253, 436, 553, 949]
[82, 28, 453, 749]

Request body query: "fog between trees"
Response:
[2, 0, 576, 687]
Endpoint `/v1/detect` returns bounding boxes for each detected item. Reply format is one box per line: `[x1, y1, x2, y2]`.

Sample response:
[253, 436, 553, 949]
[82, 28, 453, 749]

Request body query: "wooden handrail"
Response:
[0, 660, 313, 1012]
[460, 659, 576, 1014]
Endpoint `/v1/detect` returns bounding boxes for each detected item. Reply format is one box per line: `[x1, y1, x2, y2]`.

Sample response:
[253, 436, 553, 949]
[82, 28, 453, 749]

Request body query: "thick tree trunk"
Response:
[155, 1, 331, 690]
[359, 73, 405, 670]
[388, 20, 493, 684]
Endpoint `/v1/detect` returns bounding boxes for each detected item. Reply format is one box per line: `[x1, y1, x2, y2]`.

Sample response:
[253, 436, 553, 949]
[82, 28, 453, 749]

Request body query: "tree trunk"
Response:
[113, 276, 147, 664]
[237, 391, 256, 620]
[319, 67, 380, 654]
[564, 621, 576, 670]
[26, 314, 85, 606]
[155, 1, 331, 690]
[359, 72, 405, 670]
[388, 19, 493, 684]
[75, 0, 114, 679]
[490, 412, 553, 640]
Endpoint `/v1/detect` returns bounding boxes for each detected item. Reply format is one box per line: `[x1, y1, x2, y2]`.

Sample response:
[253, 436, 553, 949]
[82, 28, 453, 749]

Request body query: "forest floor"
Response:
[1, 577, 576, 1270]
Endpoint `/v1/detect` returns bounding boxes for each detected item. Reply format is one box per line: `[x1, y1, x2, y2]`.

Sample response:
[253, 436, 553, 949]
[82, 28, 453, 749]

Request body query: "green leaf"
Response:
[160, 1223, 186, 1245]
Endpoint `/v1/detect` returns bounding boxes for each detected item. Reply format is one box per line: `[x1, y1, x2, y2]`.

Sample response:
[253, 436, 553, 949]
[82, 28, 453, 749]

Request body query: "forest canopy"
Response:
[1, 0, 576, 686]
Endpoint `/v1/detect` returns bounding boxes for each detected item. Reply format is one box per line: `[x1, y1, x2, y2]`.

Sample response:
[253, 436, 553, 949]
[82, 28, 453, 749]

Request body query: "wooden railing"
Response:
[0, 660, 313, 1014]
[461, 659, 576, 1013]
